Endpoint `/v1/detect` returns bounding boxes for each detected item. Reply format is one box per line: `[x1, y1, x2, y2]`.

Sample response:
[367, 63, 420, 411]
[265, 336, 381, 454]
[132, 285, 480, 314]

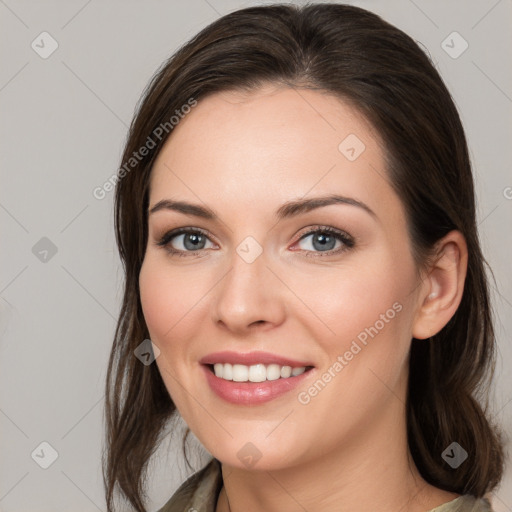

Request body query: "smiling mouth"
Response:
[206, 363, 315, 383]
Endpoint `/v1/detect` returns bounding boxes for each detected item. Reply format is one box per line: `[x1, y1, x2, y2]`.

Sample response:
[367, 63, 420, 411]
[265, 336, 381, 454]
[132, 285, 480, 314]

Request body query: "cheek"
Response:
[286, 254, 414, 352]
[288, 262, 413, 447]
[139, 256, 207, 344]
[138, 257, 207, 411]
[139, 262, 171, 338]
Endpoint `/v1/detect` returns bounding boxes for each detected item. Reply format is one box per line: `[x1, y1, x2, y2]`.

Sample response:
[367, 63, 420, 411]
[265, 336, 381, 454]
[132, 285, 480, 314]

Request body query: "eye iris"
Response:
[313, 232, 336, 251]
[184, 232, 205, 250]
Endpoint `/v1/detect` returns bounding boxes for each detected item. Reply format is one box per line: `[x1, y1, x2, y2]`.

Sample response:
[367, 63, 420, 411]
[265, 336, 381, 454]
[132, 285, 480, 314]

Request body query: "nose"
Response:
[212, 246, 286, 335]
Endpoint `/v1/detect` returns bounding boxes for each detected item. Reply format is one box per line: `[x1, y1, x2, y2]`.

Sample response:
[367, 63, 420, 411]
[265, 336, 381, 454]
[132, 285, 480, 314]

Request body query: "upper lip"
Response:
[199, 351, 314, 368]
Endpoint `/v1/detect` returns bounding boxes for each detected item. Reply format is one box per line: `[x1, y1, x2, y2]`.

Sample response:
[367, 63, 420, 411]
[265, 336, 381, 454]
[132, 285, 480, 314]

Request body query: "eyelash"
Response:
[155, 225, 355, 259]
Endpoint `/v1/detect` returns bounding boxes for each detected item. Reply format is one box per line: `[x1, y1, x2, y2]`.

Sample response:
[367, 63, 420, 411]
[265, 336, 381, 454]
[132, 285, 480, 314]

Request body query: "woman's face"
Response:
[139, 84, 425, 470]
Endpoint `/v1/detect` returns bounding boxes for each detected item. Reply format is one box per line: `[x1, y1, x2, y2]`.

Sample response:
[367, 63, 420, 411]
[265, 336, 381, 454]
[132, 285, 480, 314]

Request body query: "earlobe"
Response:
[412, 231, 468, 340]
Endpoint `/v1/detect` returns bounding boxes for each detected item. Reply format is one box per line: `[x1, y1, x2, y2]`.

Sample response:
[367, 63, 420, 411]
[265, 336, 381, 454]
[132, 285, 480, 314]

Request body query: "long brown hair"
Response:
[103, 3, 505, 510]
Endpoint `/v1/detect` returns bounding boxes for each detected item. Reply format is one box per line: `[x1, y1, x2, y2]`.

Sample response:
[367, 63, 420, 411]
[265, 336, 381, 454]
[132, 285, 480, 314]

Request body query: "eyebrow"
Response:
[148, 194, 377, 221]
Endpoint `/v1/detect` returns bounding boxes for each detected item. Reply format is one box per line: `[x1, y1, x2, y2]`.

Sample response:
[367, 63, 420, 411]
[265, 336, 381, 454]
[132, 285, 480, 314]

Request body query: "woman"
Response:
[103, 4, 505, 511]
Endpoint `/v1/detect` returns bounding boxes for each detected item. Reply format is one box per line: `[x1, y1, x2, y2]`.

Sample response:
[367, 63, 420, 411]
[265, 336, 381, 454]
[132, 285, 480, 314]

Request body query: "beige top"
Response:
[157, 458, 493, 512]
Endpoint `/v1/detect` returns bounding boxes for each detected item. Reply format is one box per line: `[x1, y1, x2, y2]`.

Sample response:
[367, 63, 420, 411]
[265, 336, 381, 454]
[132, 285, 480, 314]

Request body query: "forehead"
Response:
[148, 85, 398, 224]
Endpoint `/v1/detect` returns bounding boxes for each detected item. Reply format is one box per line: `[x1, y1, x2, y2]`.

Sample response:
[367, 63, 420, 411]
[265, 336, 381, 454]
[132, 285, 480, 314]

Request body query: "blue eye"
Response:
[295, 226, 355, 257]
[156, 228, 214, 256]
[156, 226, 354, 258]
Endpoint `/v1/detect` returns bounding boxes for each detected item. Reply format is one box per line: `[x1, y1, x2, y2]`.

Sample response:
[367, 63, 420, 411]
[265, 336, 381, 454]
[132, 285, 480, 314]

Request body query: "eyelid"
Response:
[291, 225, 355, 256]
[155, 226, 217, 250]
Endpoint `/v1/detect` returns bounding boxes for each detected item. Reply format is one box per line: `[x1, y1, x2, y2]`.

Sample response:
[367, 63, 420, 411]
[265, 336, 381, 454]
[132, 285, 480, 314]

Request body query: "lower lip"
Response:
[201, 365, 314, 405]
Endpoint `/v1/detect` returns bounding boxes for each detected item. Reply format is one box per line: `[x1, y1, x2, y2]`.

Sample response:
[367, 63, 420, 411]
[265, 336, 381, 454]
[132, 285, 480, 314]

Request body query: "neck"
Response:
[216, 393, 459, 512]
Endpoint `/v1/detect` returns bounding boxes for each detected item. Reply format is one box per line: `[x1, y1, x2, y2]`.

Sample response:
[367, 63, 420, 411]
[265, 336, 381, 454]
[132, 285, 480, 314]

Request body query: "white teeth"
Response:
[266, 364, 281, 381]
[232, 364, 249, 382]
[212, 363, 308, 382]
[223, 363, 233, 381]
[213, 363, 223, 379]
[280, 366, 292, 378]
[249, 364, 266, 382]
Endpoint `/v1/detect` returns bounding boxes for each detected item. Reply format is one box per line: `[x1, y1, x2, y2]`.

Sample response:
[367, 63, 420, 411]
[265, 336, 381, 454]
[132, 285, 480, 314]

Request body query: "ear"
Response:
[412, 230, 468, 340]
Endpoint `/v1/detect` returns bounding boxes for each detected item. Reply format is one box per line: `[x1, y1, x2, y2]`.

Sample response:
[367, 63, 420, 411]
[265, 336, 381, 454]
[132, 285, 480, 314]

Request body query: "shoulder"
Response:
[428, 494, 494, 512]
[156, 458, 223, 512]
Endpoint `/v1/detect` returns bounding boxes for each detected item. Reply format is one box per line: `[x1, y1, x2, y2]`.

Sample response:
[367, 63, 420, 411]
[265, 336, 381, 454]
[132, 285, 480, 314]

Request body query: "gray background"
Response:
[1, 0, 511, 510]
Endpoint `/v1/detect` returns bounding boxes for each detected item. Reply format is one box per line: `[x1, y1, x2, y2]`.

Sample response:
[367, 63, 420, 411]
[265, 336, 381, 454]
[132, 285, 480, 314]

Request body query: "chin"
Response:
[202, 435, 304, 472]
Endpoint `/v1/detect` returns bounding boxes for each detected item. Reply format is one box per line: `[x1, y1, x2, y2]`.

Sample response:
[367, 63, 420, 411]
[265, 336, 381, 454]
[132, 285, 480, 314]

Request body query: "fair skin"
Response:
[139, 84, 468, 512]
